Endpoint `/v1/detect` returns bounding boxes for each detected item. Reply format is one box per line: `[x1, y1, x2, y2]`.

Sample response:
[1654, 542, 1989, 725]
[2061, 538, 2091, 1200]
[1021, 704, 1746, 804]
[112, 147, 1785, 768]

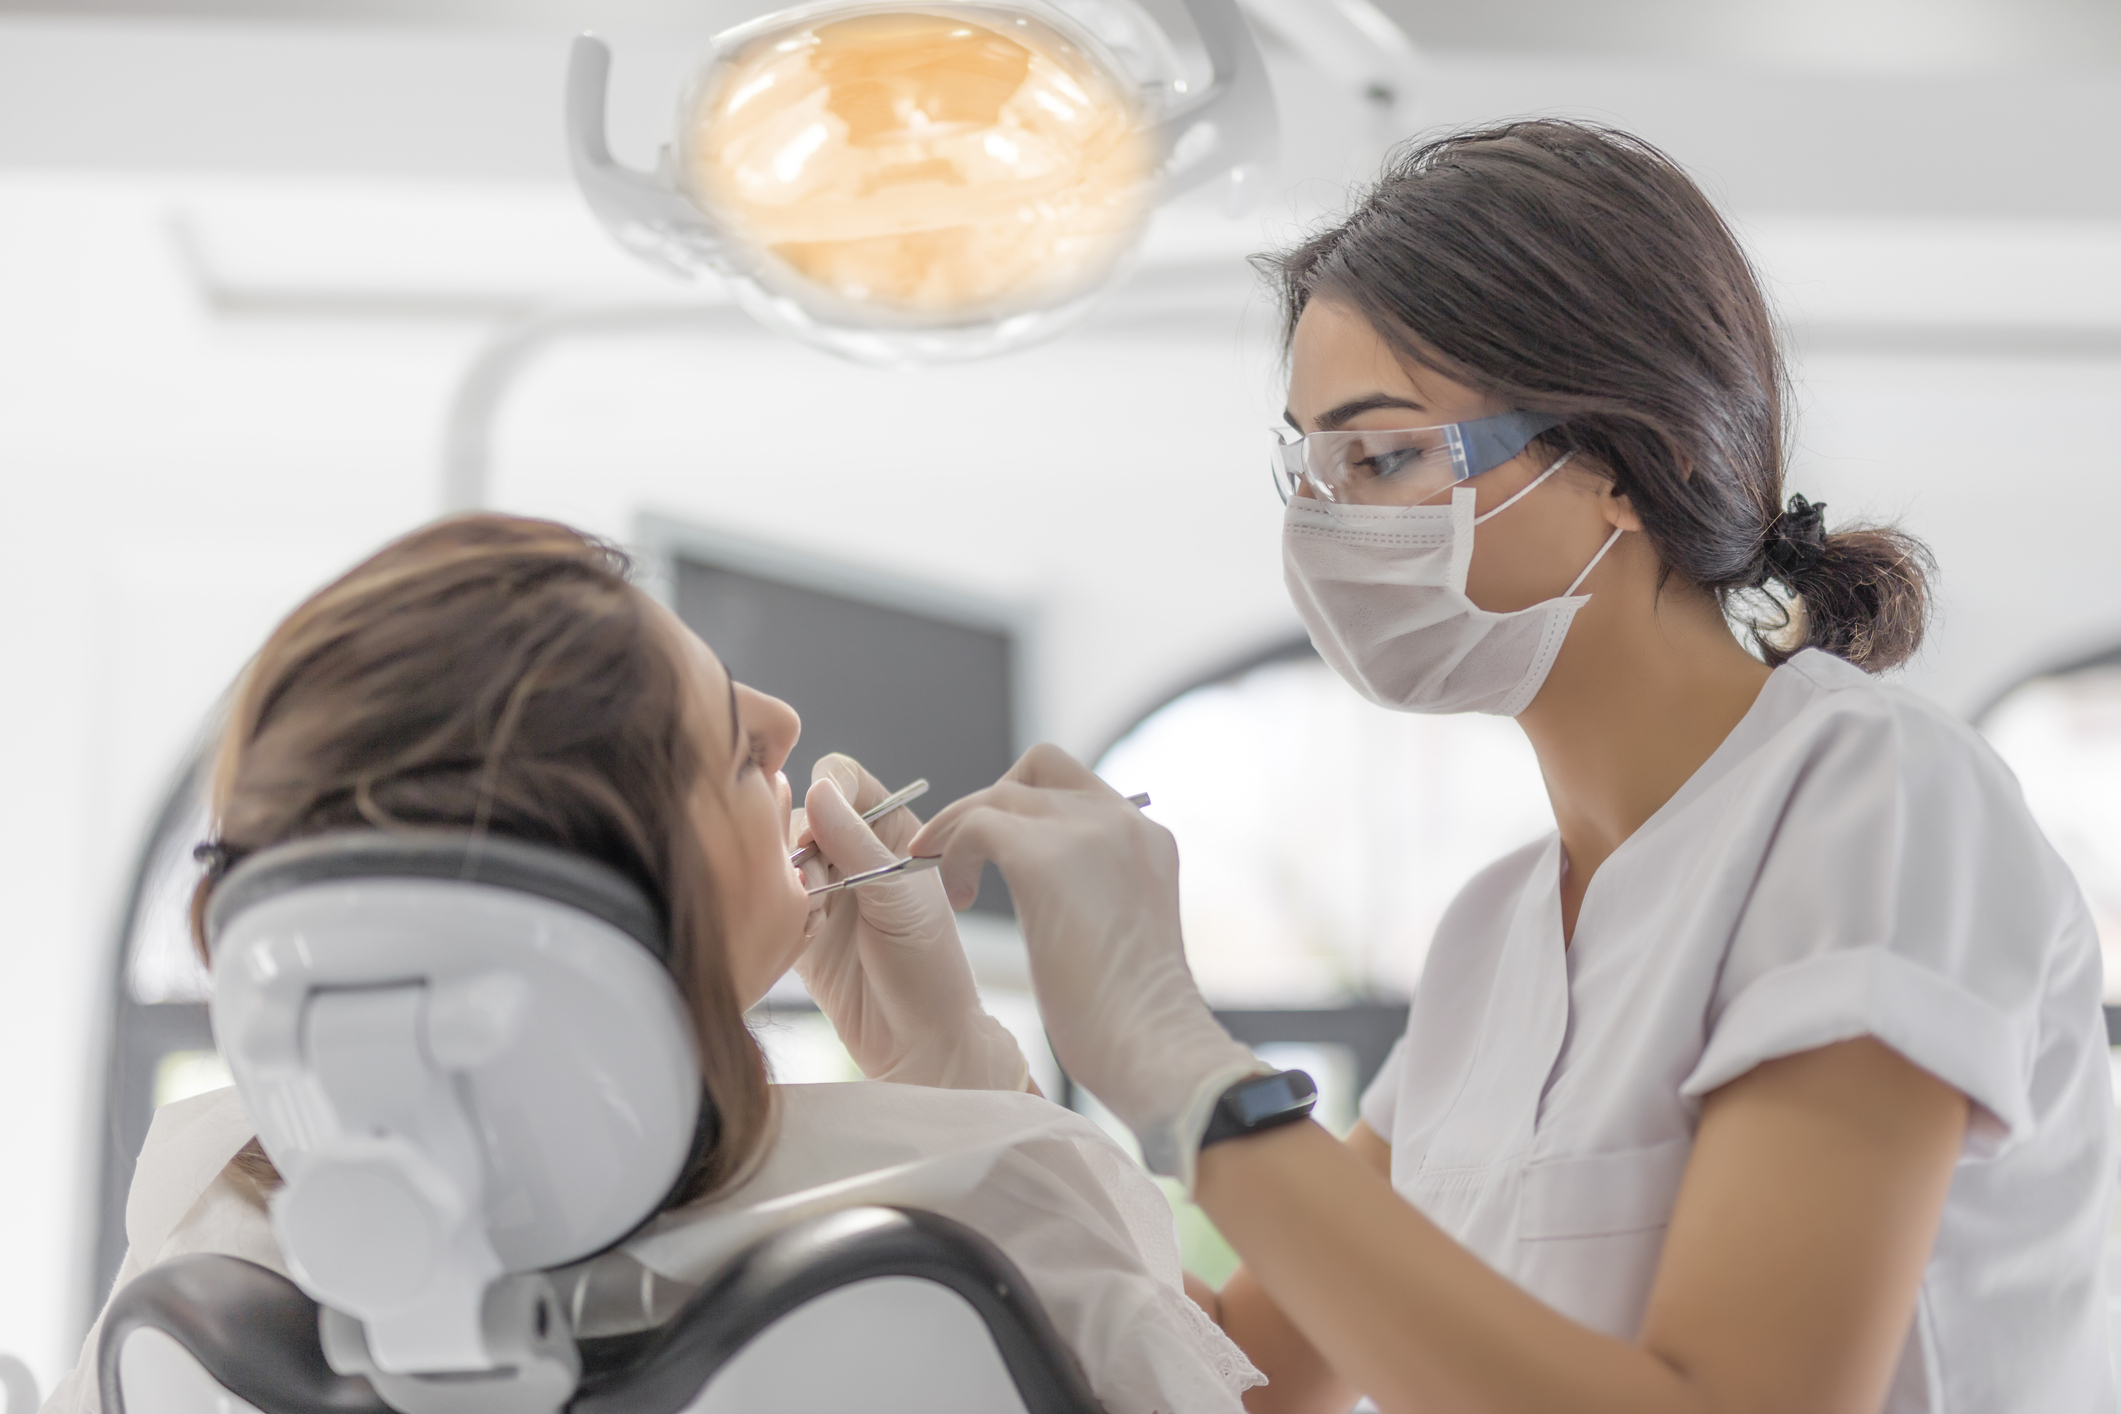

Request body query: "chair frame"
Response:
[99, 1206, 1104, 1414]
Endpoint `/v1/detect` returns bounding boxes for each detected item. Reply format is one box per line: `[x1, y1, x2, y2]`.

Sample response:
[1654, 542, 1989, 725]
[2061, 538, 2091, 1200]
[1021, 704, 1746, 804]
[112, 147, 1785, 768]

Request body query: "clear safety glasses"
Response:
[1269, 410, 1561, 505]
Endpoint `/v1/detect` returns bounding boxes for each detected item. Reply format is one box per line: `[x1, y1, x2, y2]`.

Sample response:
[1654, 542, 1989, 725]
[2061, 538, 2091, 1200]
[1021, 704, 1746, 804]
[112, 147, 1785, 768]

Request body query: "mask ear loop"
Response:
[1462, 449, 1622, 596]
[1472, 452, 1575, 524]
[1564, 527, 1624, 597]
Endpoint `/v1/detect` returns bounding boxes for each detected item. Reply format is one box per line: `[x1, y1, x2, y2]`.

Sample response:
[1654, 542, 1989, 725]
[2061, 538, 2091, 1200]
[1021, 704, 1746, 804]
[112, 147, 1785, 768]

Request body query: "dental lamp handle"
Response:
[566, 36, 732, 279]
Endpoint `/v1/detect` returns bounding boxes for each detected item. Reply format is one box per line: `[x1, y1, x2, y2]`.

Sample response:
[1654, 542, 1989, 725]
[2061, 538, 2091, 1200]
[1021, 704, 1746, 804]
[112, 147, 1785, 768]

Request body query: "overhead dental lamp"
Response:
[566, 0, 1277, 364]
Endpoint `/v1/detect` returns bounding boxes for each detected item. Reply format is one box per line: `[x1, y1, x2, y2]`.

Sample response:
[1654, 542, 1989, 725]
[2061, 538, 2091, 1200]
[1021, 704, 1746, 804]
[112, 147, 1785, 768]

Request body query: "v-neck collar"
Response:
[1560, 658, 1814, 949]
[1412, 657, 1833, 1170]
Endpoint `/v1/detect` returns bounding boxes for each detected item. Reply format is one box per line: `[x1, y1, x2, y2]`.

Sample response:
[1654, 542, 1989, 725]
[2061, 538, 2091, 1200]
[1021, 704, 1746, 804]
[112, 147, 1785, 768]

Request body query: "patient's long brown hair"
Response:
[191, 514, 771, 1204]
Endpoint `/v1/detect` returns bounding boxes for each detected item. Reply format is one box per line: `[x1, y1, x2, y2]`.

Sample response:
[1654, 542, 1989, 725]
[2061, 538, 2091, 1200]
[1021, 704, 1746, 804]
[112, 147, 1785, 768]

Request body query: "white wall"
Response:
[0, 13, 2117, 1393]
[0, 173, 485, 1389]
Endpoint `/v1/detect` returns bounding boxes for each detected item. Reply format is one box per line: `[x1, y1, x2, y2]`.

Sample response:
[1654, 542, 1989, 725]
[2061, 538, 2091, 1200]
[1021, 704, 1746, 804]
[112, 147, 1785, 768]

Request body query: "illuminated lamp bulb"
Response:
[678, 8, 1153, 351]
[566, 1, 1276, 364]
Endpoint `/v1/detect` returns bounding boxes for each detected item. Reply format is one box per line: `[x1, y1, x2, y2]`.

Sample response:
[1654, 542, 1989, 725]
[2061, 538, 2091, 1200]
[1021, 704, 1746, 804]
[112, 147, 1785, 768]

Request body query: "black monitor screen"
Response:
[674, 557, 1017, 916]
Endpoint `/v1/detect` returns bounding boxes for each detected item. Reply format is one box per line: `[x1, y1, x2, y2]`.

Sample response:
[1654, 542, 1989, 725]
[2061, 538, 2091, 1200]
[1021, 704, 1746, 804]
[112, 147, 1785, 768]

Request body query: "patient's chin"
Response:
[729, 908, 812, 1010]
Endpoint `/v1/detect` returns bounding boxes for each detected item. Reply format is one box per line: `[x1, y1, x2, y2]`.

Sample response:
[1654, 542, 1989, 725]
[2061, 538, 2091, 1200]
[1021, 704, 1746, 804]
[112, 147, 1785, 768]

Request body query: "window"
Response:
[1091, 641, 1555, 1281]
[1980, 652, 2121, 1003]
[94, 758, 218, 1314]
[1095, 642, 1553, 1007]
[126, 793, 212, 1009]
[1090, 646, 1554, 1119]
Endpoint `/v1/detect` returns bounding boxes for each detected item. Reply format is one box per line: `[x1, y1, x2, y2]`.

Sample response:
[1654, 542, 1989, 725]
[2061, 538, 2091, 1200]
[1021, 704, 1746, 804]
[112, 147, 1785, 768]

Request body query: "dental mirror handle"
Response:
[790, 778, 930, 867]
[805, 792, 1152, 897]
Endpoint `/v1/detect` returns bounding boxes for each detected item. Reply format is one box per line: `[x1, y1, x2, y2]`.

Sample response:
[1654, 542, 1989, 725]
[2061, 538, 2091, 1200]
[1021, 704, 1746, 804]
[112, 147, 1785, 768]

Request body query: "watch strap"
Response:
[1200, 1069, 1318, 1149]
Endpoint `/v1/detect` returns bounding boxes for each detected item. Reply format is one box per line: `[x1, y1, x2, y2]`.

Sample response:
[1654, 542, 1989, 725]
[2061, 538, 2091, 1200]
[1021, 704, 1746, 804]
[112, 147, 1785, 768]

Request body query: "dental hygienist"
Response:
[907, 120, 2115, 1414]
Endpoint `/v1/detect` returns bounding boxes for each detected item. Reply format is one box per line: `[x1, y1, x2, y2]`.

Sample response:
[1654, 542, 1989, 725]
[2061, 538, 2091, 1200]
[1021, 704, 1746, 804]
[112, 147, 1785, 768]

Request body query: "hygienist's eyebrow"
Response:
[1313, 393, 1429, 430]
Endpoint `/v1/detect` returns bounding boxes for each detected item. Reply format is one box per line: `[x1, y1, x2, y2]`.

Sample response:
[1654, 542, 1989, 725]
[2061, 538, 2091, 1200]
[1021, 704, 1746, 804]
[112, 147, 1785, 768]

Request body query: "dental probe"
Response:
[806, 792, 1152, 897]
[789, 778, 930, 867]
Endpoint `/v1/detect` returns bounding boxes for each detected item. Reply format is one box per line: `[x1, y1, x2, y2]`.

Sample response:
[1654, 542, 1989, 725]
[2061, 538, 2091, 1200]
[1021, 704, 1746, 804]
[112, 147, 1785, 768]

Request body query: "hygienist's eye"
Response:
[1355, 446, 1421, 481]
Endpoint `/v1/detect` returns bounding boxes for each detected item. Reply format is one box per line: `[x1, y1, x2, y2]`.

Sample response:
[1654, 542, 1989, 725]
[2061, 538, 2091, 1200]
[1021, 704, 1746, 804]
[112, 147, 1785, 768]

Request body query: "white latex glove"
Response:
[792, 753, 1030, 1092]
[910, 744, 1268, 1193]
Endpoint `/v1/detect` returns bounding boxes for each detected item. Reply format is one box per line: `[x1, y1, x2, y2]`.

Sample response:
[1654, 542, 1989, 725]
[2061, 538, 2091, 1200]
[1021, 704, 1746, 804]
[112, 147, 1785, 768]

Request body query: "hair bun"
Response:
[1763, 493, 1829, 583]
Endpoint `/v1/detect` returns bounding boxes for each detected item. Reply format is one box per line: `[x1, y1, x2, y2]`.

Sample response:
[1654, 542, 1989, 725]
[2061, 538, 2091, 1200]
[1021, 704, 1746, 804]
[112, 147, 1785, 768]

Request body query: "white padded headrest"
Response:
[206, 832, 705, 1375]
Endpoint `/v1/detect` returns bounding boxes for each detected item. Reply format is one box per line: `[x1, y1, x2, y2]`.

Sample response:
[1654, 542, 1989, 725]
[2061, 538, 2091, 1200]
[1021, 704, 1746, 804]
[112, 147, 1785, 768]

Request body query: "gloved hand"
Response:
[910, 744, 1267, 1193]
[793, 753, 1030, 1092]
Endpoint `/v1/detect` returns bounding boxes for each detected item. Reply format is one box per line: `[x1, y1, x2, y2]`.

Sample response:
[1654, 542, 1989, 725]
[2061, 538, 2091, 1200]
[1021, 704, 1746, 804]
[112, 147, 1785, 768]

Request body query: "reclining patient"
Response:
[46, 515, 1258, 1414]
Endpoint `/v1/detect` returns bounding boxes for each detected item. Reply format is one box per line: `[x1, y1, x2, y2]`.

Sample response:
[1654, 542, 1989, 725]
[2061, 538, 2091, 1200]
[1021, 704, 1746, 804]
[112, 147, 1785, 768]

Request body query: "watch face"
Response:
[1231, 1070, 1318, 1126]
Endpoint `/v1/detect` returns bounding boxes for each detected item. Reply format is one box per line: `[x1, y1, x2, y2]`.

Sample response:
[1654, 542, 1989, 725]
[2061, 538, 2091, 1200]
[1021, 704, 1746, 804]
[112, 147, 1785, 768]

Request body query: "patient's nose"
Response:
[737, 683, 802, 774]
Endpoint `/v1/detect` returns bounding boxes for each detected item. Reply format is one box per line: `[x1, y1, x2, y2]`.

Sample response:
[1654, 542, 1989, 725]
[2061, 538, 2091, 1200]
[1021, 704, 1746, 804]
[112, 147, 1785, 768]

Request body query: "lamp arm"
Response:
[1144, 0, 1280, 201]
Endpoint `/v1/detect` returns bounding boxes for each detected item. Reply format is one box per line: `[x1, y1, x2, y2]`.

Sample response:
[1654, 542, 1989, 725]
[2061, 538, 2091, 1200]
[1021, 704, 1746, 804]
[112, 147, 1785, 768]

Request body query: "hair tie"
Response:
[1763, 493, 1829, 584]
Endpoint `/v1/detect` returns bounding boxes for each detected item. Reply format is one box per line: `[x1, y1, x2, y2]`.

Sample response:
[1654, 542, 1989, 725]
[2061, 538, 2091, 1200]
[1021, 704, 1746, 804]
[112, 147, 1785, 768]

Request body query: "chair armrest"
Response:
[96, 1255, 390, 1414]
[573, 1206, 1103, 1414]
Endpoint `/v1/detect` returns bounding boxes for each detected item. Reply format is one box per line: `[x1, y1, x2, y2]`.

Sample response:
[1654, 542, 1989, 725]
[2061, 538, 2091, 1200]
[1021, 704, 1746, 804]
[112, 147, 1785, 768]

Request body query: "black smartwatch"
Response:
[1200, 1069, 1318, 1149]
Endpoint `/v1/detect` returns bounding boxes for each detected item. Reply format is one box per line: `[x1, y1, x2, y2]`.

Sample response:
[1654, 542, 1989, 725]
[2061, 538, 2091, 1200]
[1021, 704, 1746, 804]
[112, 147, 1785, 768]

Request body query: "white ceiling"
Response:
[1, 0, 2116, 71]
[1386, 0, 2121, 72]
[1, 7, 2116, 221]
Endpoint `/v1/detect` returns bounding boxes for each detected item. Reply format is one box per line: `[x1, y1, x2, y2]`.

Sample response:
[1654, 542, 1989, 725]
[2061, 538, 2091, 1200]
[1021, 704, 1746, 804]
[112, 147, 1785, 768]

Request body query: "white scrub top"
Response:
[1359, 648, 2114, 1413]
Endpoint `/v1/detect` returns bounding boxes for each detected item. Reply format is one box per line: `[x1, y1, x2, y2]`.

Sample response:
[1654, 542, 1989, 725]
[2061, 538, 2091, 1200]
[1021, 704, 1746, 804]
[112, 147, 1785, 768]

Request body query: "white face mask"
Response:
[1282, 454, 1622, 717]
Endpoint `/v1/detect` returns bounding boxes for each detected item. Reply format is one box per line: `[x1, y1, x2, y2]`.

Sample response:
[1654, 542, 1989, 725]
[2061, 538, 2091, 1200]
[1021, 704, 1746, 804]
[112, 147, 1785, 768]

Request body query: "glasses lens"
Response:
[1296, 427, 1461, 505]
[1267, 431, 1305, 503]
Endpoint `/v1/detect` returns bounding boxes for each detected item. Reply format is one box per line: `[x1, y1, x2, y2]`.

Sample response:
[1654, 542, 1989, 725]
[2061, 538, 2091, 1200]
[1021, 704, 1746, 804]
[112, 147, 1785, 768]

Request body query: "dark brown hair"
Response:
[192, 514, 771, 1203]
[1264, 119, 1933, 671]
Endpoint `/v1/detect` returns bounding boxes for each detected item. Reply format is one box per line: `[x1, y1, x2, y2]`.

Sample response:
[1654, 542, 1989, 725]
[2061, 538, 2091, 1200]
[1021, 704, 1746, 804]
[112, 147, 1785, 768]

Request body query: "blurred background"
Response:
[2, 0, 2118, 1391]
